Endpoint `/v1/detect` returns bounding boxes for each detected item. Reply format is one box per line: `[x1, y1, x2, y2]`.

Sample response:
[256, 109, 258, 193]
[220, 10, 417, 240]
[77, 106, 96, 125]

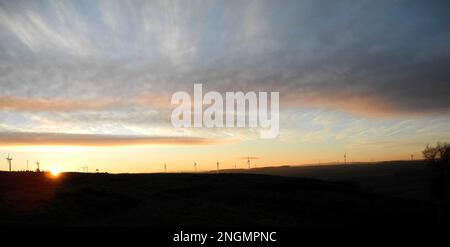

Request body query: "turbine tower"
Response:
[36, 161, 40, 172]
[344, 152, 347, 165]
[164, 163, 167, 173]
[411, 154, 414, 161]
[6, 153, 12, 172]
[247, 156, 251, 169]
[216, 161, 220, 173]
[81, 165, 88, 172]
[194, 161, 197, 172]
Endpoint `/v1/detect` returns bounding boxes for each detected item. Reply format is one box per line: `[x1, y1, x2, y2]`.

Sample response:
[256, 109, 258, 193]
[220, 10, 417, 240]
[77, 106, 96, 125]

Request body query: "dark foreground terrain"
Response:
[223, 160, 439, 201]
[0, 161, 448, 227]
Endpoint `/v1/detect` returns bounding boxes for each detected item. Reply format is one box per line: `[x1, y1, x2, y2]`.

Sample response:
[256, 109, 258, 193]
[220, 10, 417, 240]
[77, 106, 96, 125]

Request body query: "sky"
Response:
[1, 0, 450, 173]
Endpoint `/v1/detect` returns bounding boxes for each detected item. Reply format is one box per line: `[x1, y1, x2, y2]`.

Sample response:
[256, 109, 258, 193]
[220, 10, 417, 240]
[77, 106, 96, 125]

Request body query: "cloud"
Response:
[0, 131, 220, 146]
[0, 94, 169, 112]
[0, 2, 94, 56]
[0, 0, 449, 124]
[0, 96, 121, 112]
[281, 86, 450, 117]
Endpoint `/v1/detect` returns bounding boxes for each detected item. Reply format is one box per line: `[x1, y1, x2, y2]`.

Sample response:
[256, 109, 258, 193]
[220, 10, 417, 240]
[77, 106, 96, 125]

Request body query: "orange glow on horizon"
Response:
[49, 168, 61, 177]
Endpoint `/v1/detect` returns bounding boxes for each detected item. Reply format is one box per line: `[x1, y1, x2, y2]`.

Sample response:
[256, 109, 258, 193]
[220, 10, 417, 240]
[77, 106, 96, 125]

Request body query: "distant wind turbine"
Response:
[239, 156, 259, 169]
[81, 165, 88, 172]
[6, 153, 12, 172]
[36, 161, 40, 172]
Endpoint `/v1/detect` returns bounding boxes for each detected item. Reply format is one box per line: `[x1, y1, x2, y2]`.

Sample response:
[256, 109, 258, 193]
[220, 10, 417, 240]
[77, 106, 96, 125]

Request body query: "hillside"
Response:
[0, 170, 444, 227]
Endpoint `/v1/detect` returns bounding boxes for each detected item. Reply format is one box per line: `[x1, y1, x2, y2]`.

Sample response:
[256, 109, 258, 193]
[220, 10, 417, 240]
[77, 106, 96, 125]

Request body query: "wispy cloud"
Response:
[0, 0, 449, 153]
[1, 0, 448, 117]
[0, 94, 169, 112]
[0, 131, 220, 146]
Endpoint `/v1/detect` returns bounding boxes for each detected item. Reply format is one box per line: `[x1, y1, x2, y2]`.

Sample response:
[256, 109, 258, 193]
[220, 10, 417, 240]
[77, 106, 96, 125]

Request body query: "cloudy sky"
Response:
[1, 0, 449, 172]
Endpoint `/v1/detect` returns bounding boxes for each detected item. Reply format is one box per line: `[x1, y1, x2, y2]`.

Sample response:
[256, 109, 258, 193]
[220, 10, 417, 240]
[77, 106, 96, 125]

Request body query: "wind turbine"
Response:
[36, 161, 40, 172]
[239, 156, 258, 169]
[164, 163, 167, 173]
[81, 165, 88, 172]
[216, 161, 220, 173]
[6, 153, 12, 172]
[194, 161, 197, 172]
[411, 154, 414, 161]
[344, 152, 347, 165]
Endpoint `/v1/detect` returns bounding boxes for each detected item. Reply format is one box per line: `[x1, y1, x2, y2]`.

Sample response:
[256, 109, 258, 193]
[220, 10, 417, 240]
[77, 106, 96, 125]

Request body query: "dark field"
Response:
[221, 160, 437, 201]
[0, 161, 448, 227]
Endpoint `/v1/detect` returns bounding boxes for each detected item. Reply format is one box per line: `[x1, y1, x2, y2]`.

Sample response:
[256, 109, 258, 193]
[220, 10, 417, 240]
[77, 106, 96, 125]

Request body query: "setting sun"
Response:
[49, 168, 60, 177]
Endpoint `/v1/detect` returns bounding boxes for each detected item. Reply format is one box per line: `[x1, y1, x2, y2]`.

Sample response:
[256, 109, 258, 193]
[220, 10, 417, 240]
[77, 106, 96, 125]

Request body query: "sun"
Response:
[49, 168, 60, 177]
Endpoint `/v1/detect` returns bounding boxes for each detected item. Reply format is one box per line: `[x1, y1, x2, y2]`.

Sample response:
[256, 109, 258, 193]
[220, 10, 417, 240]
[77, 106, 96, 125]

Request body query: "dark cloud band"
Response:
[0, 132, 219, 146]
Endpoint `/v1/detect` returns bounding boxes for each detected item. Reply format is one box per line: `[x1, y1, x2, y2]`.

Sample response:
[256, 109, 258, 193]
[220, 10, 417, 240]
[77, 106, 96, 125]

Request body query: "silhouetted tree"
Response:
[423, 144, 438, 163]
[423, 142, 450, 224]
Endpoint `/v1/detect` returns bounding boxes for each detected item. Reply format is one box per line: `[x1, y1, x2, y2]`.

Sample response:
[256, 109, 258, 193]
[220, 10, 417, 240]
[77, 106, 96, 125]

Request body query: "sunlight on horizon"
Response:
[49, 168, 61, 177]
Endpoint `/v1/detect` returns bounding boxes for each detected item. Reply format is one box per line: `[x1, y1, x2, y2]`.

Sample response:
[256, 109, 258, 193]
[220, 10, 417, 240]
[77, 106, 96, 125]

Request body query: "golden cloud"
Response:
[0, 132, 220, 146]
[0, 94, 170, 112]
